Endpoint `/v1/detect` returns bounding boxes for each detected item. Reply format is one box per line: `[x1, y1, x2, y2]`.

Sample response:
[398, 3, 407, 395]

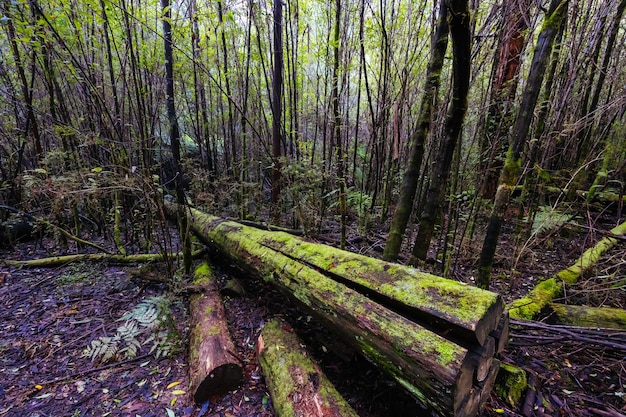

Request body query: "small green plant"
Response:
[83, 296, 178, 363]
[527, 205, 572, 237]
[57, 263, 95, 286]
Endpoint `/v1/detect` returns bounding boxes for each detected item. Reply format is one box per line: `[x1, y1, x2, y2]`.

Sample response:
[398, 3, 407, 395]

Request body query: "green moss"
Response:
[204, 306, 214, 315]
[496, 363, 527, 407]
[193, 262, 213, 286]
[509, 278, 561, 319]
[207, 325, 220, 336]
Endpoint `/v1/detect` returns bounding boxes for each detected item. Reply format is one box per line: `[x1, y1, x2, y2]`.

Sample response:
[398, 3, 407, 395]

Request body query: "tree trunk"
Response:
[189, 263, 243, 403]
[161, 0, 191, 272]
[330, 0, 347, 249]
[271, 0, 284, 223]
[508, 219, 626, 320]
[479, 0, 530, 199]
[477, 0, 569, 289]
[257, 319, 359, 417]
[165, 203, 506, 417]
[383, 1, 449, 262]
[410, 0, 472, 264]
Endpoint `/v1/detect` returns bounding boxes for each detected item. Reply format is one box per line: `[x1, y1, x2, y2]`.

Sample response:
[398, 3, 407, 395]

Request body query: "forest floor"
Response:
[0, 208, 625, 417]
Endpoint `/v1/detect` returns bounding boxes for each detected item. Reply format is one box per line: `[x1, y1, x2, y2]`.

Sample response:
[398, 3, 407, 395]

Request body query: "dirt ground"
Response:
[1, 212, 624, 417]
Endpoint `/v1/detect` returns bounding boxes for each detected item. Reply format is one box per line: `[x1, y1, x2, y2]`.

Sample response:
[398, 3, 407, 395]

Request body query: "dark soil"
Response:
[1, 212, 624, 417]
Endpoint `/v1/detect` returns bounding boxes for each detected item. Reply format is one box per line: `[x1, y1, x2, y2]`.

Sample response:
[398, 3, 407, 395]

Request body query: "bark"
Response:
[477, 0, 569, 289]
[161, 0, 192, 272]
[256, 229, 504, 347]
[189, 263, 243, 403]
[479, 0, 530, 199]
[216, 0, 236, 178]
[271, 0, 284, 222]
[383, 1, 449, 262]
[549, 303, 626, 330]
[165, 203, 506, 416]
[257, 319, 358, 417]
[410, 0, 472, 264]
[331, 0, 347, 249]
[508, 219, 626, 320]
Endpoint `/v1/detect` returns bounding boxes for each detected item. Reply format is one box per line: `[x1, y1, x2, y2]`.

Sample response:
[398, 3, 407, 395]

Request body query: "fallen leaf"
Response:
[166, 381, 181, 389]
[172, 390, 186, 395]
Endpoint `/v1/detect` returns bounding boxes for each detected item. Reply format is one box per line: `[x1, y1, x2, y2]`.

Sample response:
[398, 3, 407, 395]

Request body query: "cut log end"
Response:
[194, 363, 244, 403]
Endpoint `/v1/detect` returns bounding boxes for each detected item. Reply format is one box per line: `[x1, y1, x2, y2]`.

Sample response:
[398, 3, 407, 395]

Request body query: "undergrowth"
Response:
[83, 295, 180, 363]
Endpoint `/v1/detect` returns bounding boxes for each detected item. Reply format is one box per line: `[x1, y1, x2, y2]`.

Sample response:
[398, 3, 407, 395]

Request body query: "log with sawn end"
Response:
[188, 262, 243, 403]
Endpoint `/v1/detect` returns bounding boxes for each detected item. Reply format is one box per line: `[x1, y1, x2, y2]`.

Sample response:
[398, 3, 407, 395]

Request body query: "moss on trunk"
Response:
[509, 220, 626, 320]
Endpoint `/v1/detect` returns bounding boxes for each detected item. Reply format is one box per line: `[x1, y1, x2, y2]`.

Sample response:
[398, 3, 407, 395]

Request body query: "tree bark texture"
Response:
[508, 219, 626, 320]
[271, 0, 284, 221]
[383, 1, 449, 262]
[257, 319, 359, 417]
[476, 0, 569, 289]
[161, 0, 192, 272]
[479, 0, 530, 199]
[165, 203, 507, 417]
[188, 262, 243, 403]
[410, 0, 472, 264]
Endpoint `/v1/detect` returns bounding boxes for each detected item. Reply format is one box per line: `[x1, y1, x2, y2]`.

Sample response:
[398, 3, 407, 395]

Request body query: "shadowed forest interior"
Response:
[0, 0, 625, 415]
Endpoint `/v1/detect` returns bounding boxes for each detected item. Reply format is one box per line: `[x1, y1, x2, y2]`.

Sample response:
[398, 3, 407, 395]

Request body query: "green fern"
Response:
[84, 296, 179, 363]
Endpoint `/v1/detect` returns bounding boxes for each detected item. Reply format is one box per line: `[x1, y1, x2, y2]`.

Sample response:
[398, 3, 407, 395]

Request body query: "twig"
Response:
[39, 353, 152, 386]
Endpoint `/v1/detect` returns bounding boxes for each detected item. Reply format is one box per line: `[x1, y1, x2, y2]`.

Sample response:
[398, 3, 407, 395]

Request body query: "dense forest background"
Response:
[0, 0, 624, 283]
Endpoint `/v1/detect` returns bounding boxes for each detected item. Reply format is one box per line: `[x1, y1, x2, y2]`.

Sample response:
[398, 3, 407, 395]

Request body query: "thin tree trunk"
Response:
[478, 0, 531, 199]
[271, 0, 284, 223]
[410, 0, 472, 265]
[3, 1, 43, 159]
[330, 0, 346, 248]
[383, 0, 449, 262]
[216, 0, 237, 178]
[577, 0, 626, 165]
[477, 0, 569, 289]
[161, 0, 191, 273]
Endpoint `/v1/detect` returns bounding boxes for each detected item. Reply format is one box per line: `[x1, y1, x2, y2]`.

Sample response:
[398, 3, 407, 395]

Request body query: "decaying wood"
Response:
[257, 319, 359, 417]
[508, 220, 626, 320]
[165, 203, 506, 417]
[256, 233, 504, 346]
[550, 303, 626, 330]
[490, 312, 510, 354]
[188, 262, 243, 403]
[3, 250, 205, 268]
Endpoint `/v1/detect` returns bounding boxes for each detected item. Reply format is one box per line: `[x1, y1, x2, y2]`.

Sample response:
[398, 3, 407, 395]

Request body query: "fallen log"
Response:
[256, 233, 504, 346]
[257, 319, 359, 417]
[508, 220, 626, 320]
[165, 204, 505, 417]
[188, 262, 243, 403]
[549, 303, 626, 330]
[2, 249, 206, 268]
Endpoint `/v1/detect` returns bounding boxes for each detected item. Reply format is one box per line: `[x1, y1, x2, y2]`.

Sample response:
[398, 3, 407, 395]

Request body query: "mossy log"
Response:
[257, 233, 504, 346]
[550, 303, 626, 330]
[495, 362, 527, 407]
[165, 204, 505, 417]
[257, 319, 359, 417]
[3, 250, 204, 268]
[508, 220, 626, 320]
[188, 262, 243, 403]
